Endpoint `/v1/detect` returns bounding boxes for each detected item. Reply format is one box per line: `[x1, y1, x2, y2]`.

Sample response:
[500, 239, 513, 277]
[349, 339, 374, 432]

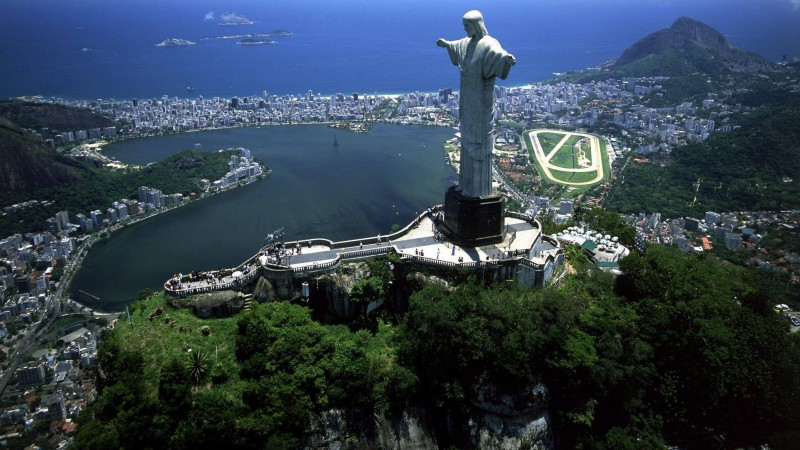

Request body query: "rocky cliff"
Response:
[302, 403, 551, 450]
[293, 265, 552, 449]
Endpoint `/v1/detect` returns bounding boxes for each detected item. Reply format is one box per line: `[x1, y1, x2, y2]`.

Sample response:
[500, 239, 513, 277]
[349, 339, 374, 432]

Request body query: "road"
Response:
[0, 235, 84, 396]
[492, 160, 532, 207]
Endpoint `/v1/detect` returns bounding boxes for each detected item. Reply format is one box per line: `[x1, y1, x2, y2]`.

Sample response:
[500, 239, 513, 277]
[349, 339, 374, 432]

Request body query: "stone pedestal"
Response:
[441, 186, 505, 247]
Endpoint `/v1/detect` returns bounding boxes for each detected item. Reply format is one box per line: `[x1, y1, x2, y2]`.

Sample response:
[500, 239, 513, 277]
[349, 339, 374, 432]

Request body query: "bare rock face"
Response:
[252, 276, 277, 302]
[374, 409, 438, 450]
[318, 262, 372, 320]
[468, 383, 552, 450]
[407, 272, 451, 291]
[304, 409, 437, 450]
[186, 290, 245, 318]
[471, 412, 551, 450]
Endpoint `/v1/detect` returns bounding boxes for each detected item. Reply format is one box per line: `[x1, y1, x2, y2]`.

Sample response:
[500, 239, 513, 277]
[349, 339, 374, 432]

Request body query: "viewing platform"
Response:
[164, 208, 563, 297]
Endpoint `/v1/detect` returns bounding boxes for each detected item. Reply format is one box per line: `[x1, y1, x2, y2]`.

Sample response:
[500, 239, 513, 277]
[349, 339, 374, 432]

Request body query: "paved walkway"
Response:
[166, 214, 545, 295]
[281, 216, 541, 268]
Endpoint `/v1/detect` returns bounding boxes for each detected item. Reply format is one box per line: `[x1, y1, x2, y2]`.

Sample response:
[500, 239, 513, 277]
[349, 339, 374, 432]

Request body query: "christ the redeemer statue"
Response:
[437, 10, 515, 198]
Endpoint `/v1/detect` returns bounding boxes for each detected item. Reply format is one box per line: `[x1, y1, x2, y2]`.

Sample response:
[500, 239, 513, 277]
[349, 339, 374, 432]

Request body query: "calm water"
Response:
[3, 0, 798, 100]
[70, 124, 456, 311]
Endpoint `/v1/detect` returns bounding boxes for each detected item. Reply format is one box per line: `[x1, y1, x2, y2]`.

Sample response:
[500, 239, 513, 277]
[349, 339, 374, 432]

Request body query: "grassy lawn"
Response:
[50, 315, 91, 334]
[549, 143, 574, 168]
[114, 292, 242, 395]
[497, 119, 526, 129]
[569, 171, 600, 184]
[548, 169, 573, 183]
[548, 168, 601, 185]
[549, 135, 583, 168]
[600, 139, 611, 183]
[526, 132, 550, 182]
[537, 132, 564, 154]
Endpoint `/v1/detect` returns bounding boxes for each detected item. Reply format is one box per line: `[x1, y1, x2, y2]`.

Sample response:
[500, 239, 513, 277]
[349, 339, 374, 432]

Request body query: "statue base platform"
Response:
[441, 186, 506, 247]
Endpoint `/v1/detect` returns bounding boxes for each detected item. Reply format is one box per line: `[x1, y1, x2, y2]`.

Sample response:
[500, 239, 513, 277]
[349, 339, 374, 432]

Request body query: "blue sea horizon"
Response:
[2, 0, 799, 102]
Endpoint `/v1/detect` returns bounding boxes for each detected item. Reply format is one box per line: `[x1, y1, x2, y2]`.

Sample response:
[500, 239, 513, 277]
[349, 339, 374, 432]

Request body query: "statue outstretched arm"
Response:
[437, 39, 461, 66]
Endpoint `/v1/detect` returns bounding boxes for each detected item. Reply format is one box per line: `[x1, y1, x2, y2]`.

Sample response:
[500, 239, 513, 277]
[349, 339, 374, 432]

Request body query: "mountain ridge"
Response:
[0, 101, 117, 197]
[0, 118, 85, 195]
[612, 16, 776, 75]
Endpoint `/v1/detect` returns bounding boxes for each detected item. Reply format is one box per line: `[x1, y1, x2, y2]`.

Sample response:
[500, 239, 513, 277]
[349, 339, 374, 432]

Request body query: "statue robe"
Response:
[445, 35, 513, 198]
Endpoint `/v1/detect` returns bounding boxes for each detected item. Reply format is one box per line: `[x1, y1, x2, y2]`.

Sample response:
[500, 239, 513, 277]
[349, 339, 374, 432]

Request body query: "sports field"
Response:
[525, 129, 608, 187]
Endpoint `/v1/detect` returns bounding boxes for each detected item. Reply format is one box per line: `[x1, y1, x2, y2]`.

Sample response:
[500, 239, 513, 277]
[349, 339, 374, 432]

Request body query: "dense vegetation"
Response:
[0, 100, 118, 195]
[0, 149, 240, 236]
[0, 100, 114, 131]
[0, 118, 84, 194]
[606, 92, 800, 217]
[71, 245, 800, 449]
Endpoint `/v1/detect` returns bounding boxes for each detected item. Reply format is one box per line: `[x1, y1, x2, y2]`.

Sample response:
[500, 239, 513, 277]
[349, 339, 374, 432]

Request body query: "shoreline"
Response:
[8, 81, 542, 106]
[62, 171, 266, 314]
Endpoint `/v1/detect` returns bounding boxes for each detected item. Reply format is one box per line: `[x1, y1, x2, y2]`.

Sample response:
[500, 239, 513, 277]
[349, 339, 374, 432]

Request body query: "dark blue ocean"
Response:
[3, 0, 799, 101]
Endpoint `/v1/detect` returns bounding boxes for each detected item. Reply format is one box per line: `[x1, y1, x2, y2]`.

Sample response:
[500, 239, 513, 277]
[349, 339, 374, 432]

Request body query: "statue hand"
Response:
[506, 54, 516, 66]
[436, 38, 448, 48]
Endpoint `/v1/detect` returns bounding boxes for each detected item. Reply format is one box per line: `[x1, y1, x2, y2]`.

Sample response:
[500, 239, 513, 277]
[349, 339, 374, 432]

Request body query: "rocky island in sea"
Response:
[156, 38, 195, 47]
[217, 32, 288, 40]
[218, 12, 254, 26]
[268, 29, 293, 37]
[237, 38, 277, 46]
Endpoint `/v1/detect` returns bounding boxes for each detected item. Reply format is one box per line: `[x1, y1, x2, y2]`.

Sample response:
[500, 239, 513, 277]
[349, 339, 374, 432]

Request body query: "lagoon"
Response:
[70, 124, 456, 312]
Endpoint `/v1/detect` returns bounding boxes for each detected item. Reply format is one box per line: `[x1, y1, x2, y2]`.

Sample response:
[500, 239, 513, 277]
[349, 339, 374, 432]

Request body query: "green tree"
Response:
[185, 350, 210, 388]
[170, 390, 245, 450]
[350, 277, 384, 304]
[158, 358, 191, 418]
[615, 246, 800, 445]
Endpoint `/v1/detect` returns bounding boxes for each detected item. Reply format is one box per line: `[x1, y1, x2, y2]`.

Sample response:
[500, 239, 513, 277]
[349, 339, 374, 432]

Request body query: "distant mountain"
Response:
[611, 17, 776, 76]
[0, 100, 114, 131]
[0, 118, 84, 194]
[0, 101, 116, 196]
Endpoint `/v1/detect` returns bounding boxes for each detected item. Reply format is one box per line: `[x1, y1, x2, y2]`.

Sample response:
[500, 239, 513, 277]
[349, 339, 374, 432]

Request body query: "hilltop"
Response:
[554, 17, 782, 106]
[0, 100, 114, 131]
[612, 16, 776, 76]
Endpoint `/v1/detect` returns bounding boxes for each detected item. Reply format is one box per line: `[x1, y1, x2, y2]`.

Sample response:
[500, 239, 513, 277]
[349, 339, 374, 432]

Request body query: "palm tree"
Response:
[185, 350, 210, 388]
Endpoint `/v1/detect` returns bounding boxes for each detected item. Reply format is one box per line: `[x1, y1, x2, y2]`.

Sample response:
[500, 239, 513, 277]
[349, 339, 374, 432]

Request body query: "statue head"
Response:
[462, 10, 488, 39]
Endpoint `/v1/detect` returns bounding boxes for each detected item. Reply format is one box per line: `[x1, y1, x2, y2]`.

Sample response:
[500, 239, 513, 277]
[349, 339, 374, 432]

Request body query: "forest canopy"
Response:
[72, 246, 800, 449]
